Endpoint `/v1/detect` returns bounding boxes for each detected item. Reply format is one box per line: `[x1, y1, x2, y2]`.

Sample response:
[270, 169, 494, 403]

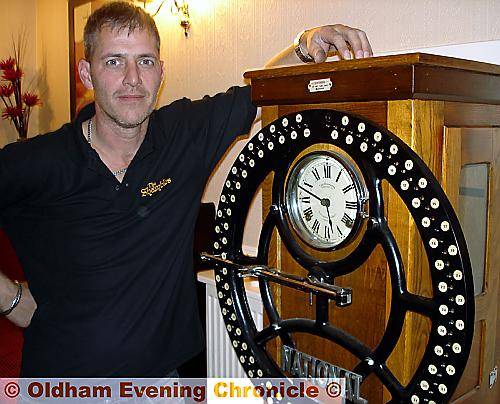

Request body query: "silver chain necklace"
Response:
[87, 118, 128, 177]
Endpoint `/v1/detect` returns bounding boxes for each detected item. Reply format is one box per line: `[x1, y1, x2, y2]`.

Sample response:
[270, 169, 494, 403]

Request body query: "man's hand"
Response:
[264, 24, 372, 68]
[301, 24, 372, 62]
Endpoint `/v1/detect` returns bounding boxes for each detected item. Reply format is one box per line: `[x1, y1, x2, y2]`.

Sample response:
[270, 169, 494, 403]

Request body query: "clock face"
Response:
[285, 152, 368, 250]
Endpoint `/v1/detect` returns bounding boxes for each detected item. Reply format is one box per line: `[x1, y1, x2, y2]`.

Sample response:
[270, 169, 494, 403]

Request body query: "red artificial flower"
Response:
[1, 41, 39, 139]
[2, 68, 23, 82]
[0, 83, 14, 97]
[23, 92, 41, 107]
[0, 57, 16, 71]
[1, 105, 23, 120]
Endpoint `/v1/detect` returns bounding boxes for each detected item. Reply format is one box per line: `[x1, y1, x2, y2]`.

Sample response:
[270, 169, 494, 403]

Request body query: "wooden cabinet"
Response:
[244, 53, 500, 403]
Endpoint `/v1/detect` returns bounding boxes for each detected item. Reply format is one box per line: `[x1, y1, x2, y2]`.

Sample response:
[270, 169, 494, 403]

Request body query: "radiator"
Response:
[202, 273, 263, 378]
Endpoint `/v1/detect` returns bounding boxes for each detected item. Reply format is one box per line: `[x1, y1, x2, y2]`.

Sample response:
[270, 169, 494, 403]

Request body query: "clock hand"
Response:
[325, 205, 334, 232]
[298, 185, 323, 202]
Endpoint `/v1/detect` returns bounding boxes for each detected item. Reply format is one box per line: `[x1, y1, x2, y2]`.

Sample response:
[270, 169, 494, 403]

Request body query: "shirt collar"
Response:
[70, 102, 157, 167]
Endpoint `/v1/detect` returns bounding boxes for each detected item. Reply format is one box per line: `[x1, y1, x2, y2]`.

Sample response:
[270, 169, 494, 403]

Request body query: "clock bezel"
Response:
[284, 150, 368, 251]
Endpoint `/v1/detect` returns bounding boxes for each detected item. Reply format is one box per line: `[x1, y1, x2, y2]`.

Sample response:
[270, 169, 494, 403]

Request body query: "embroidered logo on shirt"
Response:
[141, 178, 172, 197]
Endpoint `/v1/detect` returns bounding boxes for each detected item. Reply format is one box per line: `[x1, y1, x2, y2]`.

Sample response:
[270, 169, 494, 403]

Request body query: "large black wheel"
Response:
[202, 109, 474, 403]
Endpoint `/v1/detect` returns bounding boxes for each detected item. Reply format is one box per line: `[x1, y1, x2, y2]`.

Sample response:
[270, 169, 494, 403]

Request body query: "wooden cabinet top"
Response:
[244, 53, 500, 106]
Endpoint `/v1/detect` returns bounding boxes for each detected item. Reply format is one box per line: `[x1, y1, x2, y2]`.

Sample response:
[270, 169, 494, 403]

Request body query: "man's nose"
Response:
[123, 62, 142, 87]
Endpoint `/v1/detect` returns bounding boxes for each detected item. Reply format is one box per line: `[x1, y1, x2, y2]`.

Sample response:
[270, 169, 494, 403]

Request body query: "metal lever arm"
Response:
[200, 253, 352, 307]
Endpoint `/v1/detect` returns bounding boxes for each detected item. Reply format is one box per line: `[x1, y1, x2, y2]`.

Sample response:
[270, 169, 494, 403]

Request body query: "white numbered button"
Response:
[434, 345, 444, 356]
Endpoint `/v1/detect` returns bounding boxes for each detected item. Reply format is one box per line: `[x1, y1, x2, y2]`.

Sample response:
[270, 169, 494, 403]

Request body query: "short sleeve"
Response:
[187, 86, 257, 173]
[0, 140, 48, 226]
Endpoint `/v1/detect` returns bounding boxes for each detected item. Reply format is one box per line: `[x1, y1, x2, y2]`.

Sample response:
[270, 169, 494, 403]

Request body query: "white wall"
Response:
[36, 0, 70, 135]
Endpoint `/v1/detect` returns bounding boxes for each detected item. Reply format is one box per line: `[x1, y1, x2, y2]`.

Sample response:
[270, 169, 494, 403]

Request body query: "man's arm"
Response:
[0, 143, 41, 328]
[250, 24, 372, 122]
[265, 24, 372, 67]
[0, 270, 36, 328]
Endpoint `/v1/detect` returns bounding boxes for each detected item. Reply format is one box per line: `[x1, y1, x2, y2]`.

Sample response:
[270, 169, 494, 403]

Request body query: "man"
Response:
[0, 2, 372, 377]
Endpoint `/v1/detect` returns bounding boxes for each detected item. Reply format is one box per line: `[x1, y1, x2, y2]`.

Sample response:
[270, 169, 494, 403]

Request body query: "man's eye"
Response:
[105, 59, 121, 66]
[139, 59, 155, 66]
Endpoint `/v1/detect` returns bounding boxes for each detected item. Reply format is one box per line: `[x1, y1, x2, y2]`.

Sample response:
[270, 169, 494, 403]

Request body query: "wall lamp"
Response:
[138, 0, 191, 37]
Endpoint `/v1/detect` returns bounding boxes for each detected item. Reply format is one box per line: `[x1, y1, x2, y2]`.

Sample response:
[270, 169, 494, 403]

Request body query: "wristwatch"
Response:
[294, 30, 314, 63]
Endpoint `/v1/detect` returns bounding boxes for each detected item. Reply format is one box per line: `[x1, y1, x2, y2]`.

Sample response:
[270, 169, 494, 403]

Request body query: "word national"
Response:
[281, 345, 366, 403]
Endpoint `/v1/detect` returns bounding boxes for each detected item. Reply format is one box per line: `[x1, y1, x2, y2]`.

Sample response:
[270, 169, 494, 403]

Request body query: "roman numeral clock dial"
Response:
[285, 152, 368, 250]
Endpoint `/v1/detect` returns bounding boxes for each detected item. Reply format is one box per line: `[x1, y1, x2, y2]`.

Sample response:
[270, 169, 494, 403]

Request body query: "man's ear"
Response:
[78, 59, 94, 90]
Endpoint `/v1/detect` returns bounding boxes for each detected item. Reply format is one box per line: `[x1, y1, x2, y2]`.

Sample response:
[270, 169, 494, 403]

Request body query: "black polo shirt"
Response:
[0, 86, 256, 377]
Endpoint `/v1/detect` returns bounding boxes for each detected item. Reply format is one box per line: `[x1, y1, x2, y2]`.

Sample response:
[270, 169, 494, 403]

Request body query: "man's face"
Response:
[82, 27, 164, 128]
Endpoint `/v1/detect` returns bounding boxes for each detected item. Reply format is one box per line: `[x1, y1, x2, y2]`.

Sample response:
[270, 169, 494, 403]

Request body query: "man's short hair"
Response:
[83, 1, 161, 60]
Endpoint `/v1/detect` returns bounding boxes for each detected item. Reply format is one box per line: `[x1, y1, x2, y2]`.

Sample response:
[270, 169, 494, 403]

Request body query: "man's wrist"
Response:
[0, 278, 20, 312]
[294, 30, 314, 63]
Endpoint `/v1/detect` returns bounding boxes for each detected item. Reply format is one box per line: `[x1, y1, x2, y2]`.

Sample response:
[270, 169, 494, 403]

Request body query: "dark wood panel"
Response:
[250, 66, 413, 106]
[444, 102, 500, 127]
[460, 128, 494, 164]
[415, 66, 500, 105]
[246, 53, 500, 107]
